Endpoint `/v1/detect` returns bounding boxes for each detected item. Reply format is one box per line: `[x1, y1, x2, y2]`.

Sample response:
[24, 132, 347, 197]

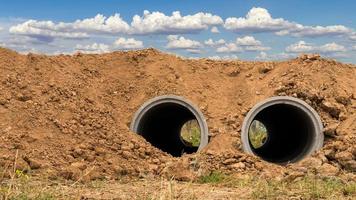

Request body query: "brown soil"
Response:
[0, 47, 355, 182]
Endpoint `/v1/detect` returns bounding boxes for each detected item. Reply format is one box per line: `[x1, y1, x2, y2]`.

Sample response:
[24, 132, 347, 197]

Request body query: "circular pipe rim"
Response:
[130, 95, 209, 152]
[241, 96, 324, 163]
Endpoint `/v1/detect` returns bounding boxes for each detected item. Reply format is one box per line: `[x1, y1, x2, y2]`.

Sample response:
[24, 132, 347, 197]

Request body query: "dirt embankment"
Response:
[0, 48, 355, 182]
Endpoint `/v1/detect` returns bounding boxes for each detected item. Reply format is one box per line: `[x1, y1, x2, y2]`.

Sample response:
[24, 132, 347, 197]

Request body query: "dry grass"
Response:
[0, 154, 354, 199]
[1, 169, 355, 200]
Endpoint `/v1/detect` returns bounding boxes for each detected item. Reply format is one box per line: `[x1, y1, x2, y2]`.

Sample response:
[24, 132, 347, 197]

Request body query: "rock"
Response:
[59, 166, 81, 180]
[122, 151, 132, 159]
[16, 93, 32, 102]
[342, 160, 356, 172]
[352, 148, 356, 157]
[318, 163, 339, 176]
[152, 158, 160, 164]
[226, 67, 240, 77]
[335, 96, 351, 106]
[94, 147, 106, 155]
[258, 64, 274, 74]
[223, 158, 237, 165]
[285, 171, 305, 181]
[321, 101, 343, 119]
[71, 161, 87, 171]
[335, 151, 353, 162]
[22, 156, 42, 170]
[299, 157, 322, 169]
[230, 162, 245, 170]
[324, 123, 339, 137]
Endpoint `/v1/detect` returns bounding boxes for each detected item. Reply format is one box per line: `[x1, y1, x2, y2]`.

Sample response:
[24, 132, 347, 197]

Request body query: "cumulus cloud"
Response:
[75, 37, 143, 53]
[216, 43, 242, 53]
[208, 55, 239, 60]
[211, 26, 220, 33]
[9, 14, 130, 41]
[187, 49, 202, 54]
[235, 36, 261, 46]
[286, 41, 346, 53]
[130, 10, 223, 34]
[75, 43, 110, 54]
[209, 36, 270, 53]
[9, 11, 223, 41]
[224, 7, 353, 38]
[256, 51, 294, 60]
[204, 38, 226, 46]
[113, 37, 144, 49]
[166, 35, 202, 50]
[235, 36, 270, 51]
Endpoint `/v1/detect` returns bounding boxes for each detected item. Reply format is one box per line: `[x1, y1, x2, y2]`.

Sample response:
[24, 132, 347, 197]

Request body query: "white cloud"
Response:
[187, 49, 202, 54]
[9, 11, 223, 41]
[352, 45, 356, 50]
[236, 36, 261, 46]
[256, 51, 294, 60]
[75, 37, 143, 53]
[9, 14, 130, 41]
[319, 42, 346, 53]
[75, 43, 110, 54]
[245, 45, 271, 51]
[204, 38, 226, 46]
[0, 26, 3, 31]
[235, 36, 270, 51]
[286, 41, 346, 53]
[224, 7, 353, 38]
[208, 55, 239, 60]
[130, 10, 223, 34]
[216, 43, 242, 53]
[166, 35, 202, 49]
[211, 26, 220, 33]
[224, 7, 294, 33]
[350, 33, 356, 41]
[285, 41, 314, 53]
[207, 36, 270, 52]
[113, 37, 143, 49]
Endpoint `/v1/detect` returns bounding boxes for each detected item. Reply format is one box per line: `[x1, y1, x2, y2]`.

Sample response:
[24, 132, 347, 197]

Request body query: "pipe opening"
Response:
[242, 96, 324, 164]
[131, 95, 209, 157]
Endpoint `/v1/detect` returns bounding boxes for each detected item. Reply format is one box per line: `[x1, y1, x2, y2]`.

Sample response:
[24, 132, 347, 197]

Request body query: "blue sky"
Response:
[0, 0, 355, 63]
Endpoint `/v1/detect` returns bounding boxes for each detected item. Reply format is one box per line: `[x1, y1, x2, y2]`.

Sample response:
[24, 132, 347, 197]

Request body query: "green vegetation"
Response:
[198, 171, 356, 199]
[198, 171, 227, 184]
[180, 120, 201, 147]
[248, 120, 268, 149]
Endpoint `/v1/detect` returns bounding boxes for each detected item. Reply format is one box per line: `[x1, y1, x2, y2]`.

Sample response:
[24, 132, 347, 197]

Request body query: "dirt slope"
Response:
[0, 47, 355, 181]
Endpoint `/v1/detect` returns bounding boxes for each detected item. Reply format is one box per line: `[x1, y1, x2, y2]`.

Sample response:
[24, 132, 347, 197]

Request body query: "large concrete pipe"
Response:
[241, 96, 324, 164]
[131, 95, 209, 157]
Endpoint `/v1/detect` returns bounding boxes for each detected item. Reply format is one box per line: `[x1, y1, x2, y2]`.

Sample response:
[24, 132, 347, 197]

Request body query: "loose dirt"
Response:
[0, 47, 355, 183]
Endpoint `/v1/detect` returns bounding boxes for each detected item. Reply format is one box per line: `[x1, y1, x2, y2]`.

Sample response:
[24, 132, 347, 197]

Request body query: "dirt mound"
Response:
[0, 47, 355, 181]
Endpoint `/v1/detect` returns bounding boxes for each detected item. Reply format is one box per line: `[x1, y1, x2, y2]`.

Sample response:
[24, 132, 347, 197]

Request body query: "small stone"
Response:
[152, 158, 160, 164]
[223, 158, 237, 165]
[231, 162, 245, 169]
[299, 157, 322, 168]
[335, 151, 353, 162]
[122, 151, 131, 159]
[318, 163, 339, 176]
[22, 156, 41, 170]
[342, 160, 356, 172]
[258, 64, 273, 74]
[71, 161, 87, 171]
[321, 101, 342, 119]
[323, 123, 339, 137]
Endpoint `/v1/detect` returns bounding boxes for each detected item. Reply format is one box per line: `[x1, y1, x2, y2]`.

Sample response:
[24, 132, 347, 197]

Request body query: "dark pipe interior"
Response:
[250, 104, 314, 163]
[137, 102, 199, 157]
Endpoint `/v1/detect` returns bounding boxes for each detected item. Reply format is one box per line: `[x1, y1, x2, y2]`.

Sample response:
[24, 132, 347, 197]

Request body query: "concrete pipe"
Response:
[131, 95, 209, 157]
[241, 96, 324, 164]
